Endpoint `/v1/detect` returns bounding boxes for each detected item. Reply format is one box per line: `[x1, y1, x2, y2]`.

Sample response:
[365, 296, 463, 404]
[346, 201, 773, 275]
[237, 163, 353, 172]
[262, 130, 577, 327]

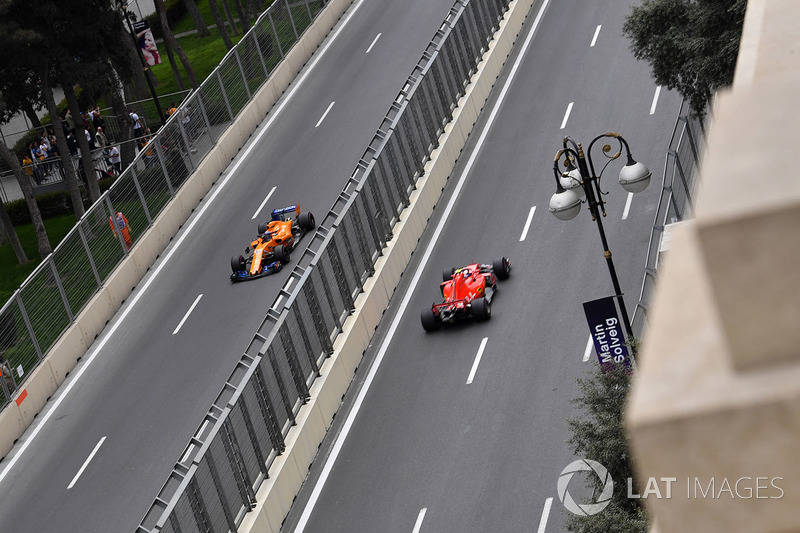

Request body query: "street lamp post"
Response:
[548, 133, 652, 341]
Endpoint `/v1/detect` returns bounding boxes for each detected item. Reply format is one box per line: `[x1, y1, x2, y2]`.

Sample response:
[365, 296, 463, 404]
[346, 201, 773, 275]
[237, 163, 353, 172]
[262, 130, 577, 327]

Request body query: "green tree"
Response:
[565, 363, 648, 531]
[622, 0, 747, 115]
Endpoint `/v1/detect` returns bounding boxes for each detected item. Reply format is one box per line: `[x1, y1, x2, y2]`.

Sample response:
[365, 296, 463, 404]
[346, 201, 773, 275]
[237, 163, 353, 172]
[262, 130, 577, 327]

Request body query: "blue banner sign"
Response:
[583, 296, 631, 368]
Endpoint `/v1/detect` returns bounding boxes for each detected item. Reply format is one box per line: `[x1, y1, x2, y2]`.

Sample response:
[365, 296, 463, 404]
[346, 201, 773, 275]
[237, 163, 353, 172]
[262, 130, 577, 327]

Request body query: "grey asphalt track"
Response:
[0, 1, 464, 531]
[282, 0, 681, 532]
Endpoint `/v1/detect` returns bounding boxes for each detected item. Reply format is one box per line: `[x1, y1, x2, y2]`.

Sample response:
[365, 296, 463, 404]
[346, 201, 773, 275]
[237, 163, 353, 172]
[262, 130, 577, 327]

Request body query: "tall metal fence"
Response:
[631, 100, 705, 335]
[135, 0, 510, 530]
[0, 0, 331, 408]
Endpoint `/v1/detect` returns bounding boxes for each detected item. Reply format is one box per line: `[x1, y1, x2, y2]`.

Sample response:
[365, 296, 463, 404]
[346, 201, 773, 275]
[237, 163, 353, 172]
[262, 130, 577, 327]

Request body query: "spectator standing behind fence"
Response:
[91, 106, 105, 131]
[95, 127, 108, 150]
[130, 109, 143, 140]
[166, 102, 177, 120]
[66, 131, 78, 156]
[64, 109, 75, 133]
[109, 211, 132, 249]
[22, 154, 35, 185]
[108, 144, 121, 174]
[142, 128, 158, 167]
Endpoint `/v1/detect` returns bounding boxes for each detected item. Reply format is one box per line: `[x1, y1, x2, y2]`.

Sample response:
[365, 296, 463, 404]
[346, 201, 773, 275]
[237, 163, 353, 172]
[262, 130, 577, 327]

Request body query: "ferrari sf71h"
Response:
[421, 257, 510, 331]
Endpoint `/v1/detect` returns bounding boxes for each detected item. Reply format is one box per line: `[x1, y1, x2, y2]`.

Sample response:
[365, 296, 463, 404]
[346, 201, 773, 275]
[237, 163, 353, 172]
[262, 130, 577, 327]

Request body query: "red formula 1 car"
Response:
[230, 205, 315, 282]
[421, 257, 511, 332]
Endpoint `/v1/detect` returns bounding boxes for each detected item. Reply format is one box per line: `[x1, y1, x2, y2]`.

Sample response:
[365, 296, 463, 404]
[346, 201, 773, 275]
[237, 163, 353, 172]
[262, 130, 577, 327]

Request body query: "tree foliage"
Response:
[623, 0, 747, 114]
[565, 363, 648, 531]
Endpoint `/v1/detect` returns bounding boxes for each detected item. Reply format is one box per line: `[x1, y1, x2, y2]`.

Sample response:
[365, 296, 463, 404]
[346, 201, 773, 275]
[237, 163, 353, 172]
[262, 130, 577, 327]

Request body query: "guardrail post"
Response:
[254, 365, 286, 454]
[221, 417, 257, 510]
[205, 452, 239, 532]
[104, 195, 130, 255]
[234, 48, 252, 99]
[267, 346, 297, 425]
[48, 258, 73, 322]
[293, 310, 322, 373]
[279, 326, 310, 402]
[187, 477, 213, 532]
[77, 223, 102, 287]
[284, 0, 299, 39]
[216, 71, 235, 122]
[153, 142, 175, 196]
[302, 282, 334, 355]
[238, 398, 270, 475]
[16, 293, 43, 361]
[130, 166, 153, 224]
[268, 12, 284, 58]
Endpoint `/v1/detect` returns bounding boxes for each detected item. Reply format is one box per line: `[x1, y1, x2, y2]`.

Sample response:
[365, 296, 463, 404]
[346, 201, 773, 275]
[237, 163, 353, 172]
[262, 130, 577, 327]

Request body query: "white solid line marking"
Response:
[0, 0, 368, 487]
[293, 0, 552, 528]
[315, 101, 335, 128]
[537, 498, 553, 533]
[67, 437, 106, 489]
[560, 102, 574, 129]
[366, 32, 382, 54]
[467, 337, 489, 384]
[173, 294, 203, 335]
[252, 186, 277, 219]
[583, 335, 593, 362]
[590, 25, 601, 47]
[621, 191, 634, 220]
[412, 508, 427, 533]
[650, 85, 662, 115]
[519, 206, 536, 242]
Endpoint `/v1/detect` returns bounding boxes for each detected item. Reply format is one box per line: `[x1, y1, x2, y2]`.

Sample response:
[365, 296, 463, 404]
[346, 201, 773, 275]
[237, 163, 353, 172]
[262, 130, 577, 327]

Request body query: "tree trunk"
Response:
[183, 0, 211, 37]
[22, 102, 43, 131]
[155, 0, 199, 89]
[62, 80, 101, 204]
[221, 0, 238, 35]
[106, 64, 136, 169]
[233, 0, 250, 33]
[162, 34, 186, 92]
[41, 77, 85, 220]
[0, 140, 50, 260]
[0, 196, 28, 265]
[209, 0, 234, 50]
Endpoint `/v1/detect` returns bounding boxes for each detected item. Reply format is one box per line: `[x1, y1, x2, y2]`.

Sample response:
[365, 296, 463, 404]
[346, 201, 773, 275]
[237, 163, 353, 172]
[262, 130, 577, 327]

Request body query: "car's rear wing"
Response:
[271, 204, 300, 221]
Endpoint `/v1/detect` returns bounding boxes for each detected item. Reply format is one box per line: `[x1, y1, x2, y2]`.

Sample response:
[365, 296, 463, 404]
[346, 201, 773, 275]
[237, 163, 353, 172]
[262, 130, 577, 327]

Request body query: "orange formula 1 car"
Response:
[421, 258, 510, 332]
[230, 205, 315, 282]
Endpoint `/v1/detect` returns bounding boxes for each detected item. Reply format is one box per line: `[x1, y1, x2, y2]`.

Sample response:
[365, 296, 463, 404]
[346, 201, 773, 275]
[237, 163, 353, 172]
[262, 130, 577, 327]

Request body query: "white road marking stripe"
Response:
[537, 498, 553, 533]
[466, 337, 489, 384]
[173, 294, 203, 335]
[293, 0, 552, 528]
[366, 32, 382, 54]
[583, 335, 593, 362]
[590, 25, 601, 47]
[519, 206, 536, 242]
[650, 85, 662, 115]
[560, 102, 573, 129]
[412, 508, 427, 533]
[315, 101, 335, 128]
[0, 0, 368, 486]
[252, 186, 277, 219]
[621, 191, 634, 220]
[67, 437, 106, 489]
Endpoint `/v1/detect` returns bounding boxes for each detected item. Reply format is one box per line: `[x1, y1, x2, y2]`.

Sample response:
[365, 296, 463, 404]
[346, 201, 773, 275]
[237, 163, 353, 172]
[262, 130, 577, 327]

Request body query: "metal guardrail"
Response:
[0, 0, 331, 408]
[135, 0, 510, 530]
[631, 100, 705, 335]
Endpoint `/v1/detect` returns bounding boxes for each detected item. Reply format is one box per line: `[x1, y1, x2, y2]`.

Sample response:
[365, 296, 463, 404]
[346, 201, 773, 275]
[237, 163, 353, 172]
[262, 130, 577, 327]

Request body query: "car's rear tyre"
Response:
[493, 257, 510, 280]
[257, 222, 268, 235]
[421, 308, 440, 332]
[297, 212, 315, 231]
[443, 267, 455, 282]
[274, 244, 290, 264]
[231, 255, 245, 272]
[472, 297, 491, 321]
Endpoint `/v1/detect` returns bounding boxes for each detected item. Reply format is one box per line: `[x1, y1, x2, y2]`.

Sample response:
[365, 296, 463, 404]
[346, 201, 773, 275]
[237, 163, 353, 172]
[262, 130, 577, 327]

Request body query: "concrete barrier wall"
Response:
[0, 0, 354, 460]
[238, 1, 535, 530]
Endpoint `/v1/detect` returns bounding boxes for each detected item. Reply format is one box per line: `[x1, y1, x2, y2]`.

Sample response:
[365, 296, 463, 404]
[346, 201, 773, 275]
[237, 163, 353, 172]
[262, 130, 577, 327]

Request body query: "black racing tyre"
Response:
[257, 221, 268, 235]
[274, 244, 290, 264]
[231, 255, 245, 272]
[421, 308, 440, 332]
[297, 212, 316, 231]
[443, 267, 455, 282]
[472, 297, 491, 321]
[493, 257, 510, 280]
